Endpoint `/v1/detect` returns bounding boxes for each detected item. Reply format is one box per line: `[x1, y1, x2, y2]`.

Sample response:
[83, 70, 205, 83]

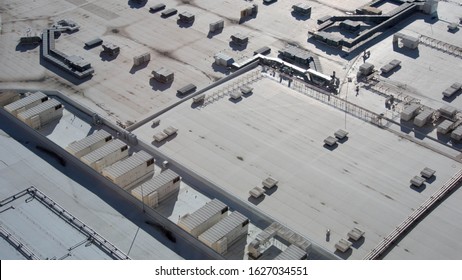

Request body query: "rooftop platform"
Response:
[134, 73, 462, 259]
[2, 0, 462, 261]
[1, 89, 274, 260]
[0, 0, 354, 126]
[0, 125, 182, 260]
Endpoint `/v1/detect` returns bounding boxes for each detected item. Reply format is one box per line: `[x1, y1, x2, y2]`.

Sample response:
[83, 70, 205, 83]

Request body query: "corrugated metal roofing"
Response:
[103, 151, 152, 178]
[293, 3, 311, 10]
[80, 139, 127, 164]
[215, 53, 233, 61]
[274, 244, 306, 260]
[17, 99, 62, 119]
[440, 105, 457, 116]
[283, 45, 312, 60]
[178, 199, 227, 230]
[199, 211, 248, 244]
[452, 125, 462, 135]
[66, 130, 112, 154]
[4, 91, 47, 112]
[131, 169, 180, 197]
[438, 119, 453, 130]
[402, 103, 420, 115]
[414, 109, 433, 122]
[153, 67, 173, 76]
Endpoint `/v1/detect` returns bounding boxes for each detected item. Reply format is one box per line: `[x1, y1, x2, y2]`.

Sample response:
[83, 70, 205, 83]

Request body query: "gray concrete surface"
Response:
[134, 74, 462, 259]
[0, 125, 182, 260]
[2, 0, 462, 260]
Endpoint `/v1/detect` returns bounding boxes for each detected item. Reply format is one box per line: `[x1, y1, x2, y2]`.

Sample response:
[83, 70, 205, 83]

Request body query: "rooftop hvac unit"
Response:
[66, 130, 112, 158]
[439, 105, 457, 118]
[102, 42, 120, 56]
[334, 129, 348, 139]
[179, 12, 195, 23]
[163, 126, 178, 136]
[209, 20, 224, 33]
[214, 53, 234, 66]
[420, 167, 436, 179]
[292, 3, 311, 16]
[347, 227, 365, 241]
[152, 67, 174, 83]
[230, 33, 249, 45]
[442, 82, 462, 98]
[177, 84, 197, 96]
[4, 91, 48, 116]
[437, 119, 454, 134]
[240, 85, 253, 95]
[359, 62, 374, 75]
[249, 186, 265, 198]
[230, 91, 242, 100]
[153, 131, 168, 142]
[240, 5, 257, 19]
[84, 38, 103, 49]
[380, 59, 401, 74]
[17, 99, 64, 130]
[414, 109, 433, 127]
[161, 8, 178, 18]
[324, 136, 337, 146]
[216, 237, 228, 254]
[149, 4, 166, 13]
[335, 238, 352, 252]
[451, 125, 462, 141]
[410, 176, 425, 187]
[262, 177, 278, 189]
[177, 199, 228, 237]
[253, 46, 271, 55]
[133, 53, 150, 66]
[192, 94, 206, 104]
[400, 103, 420, 121]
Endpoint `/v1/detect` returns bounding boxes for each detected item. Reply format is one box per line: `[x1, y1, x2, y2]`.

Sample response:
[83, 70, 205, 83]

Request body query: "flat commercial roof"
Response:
[384, 173, 462, 259]
[0, 191, 115, 260]
[0, 0, 346, 126]
[0, 126, 182, 260]
[103, 150, 153, 178]
[134, 74, 462, 259]
[2, 0, 462, 261]
[0, 234, 28, 260]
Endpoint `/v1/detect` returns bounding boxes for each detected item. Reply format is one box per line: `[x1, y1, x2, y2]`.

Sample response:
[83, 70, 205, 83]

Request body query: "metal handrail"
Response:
[364, 169, 462, 259]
